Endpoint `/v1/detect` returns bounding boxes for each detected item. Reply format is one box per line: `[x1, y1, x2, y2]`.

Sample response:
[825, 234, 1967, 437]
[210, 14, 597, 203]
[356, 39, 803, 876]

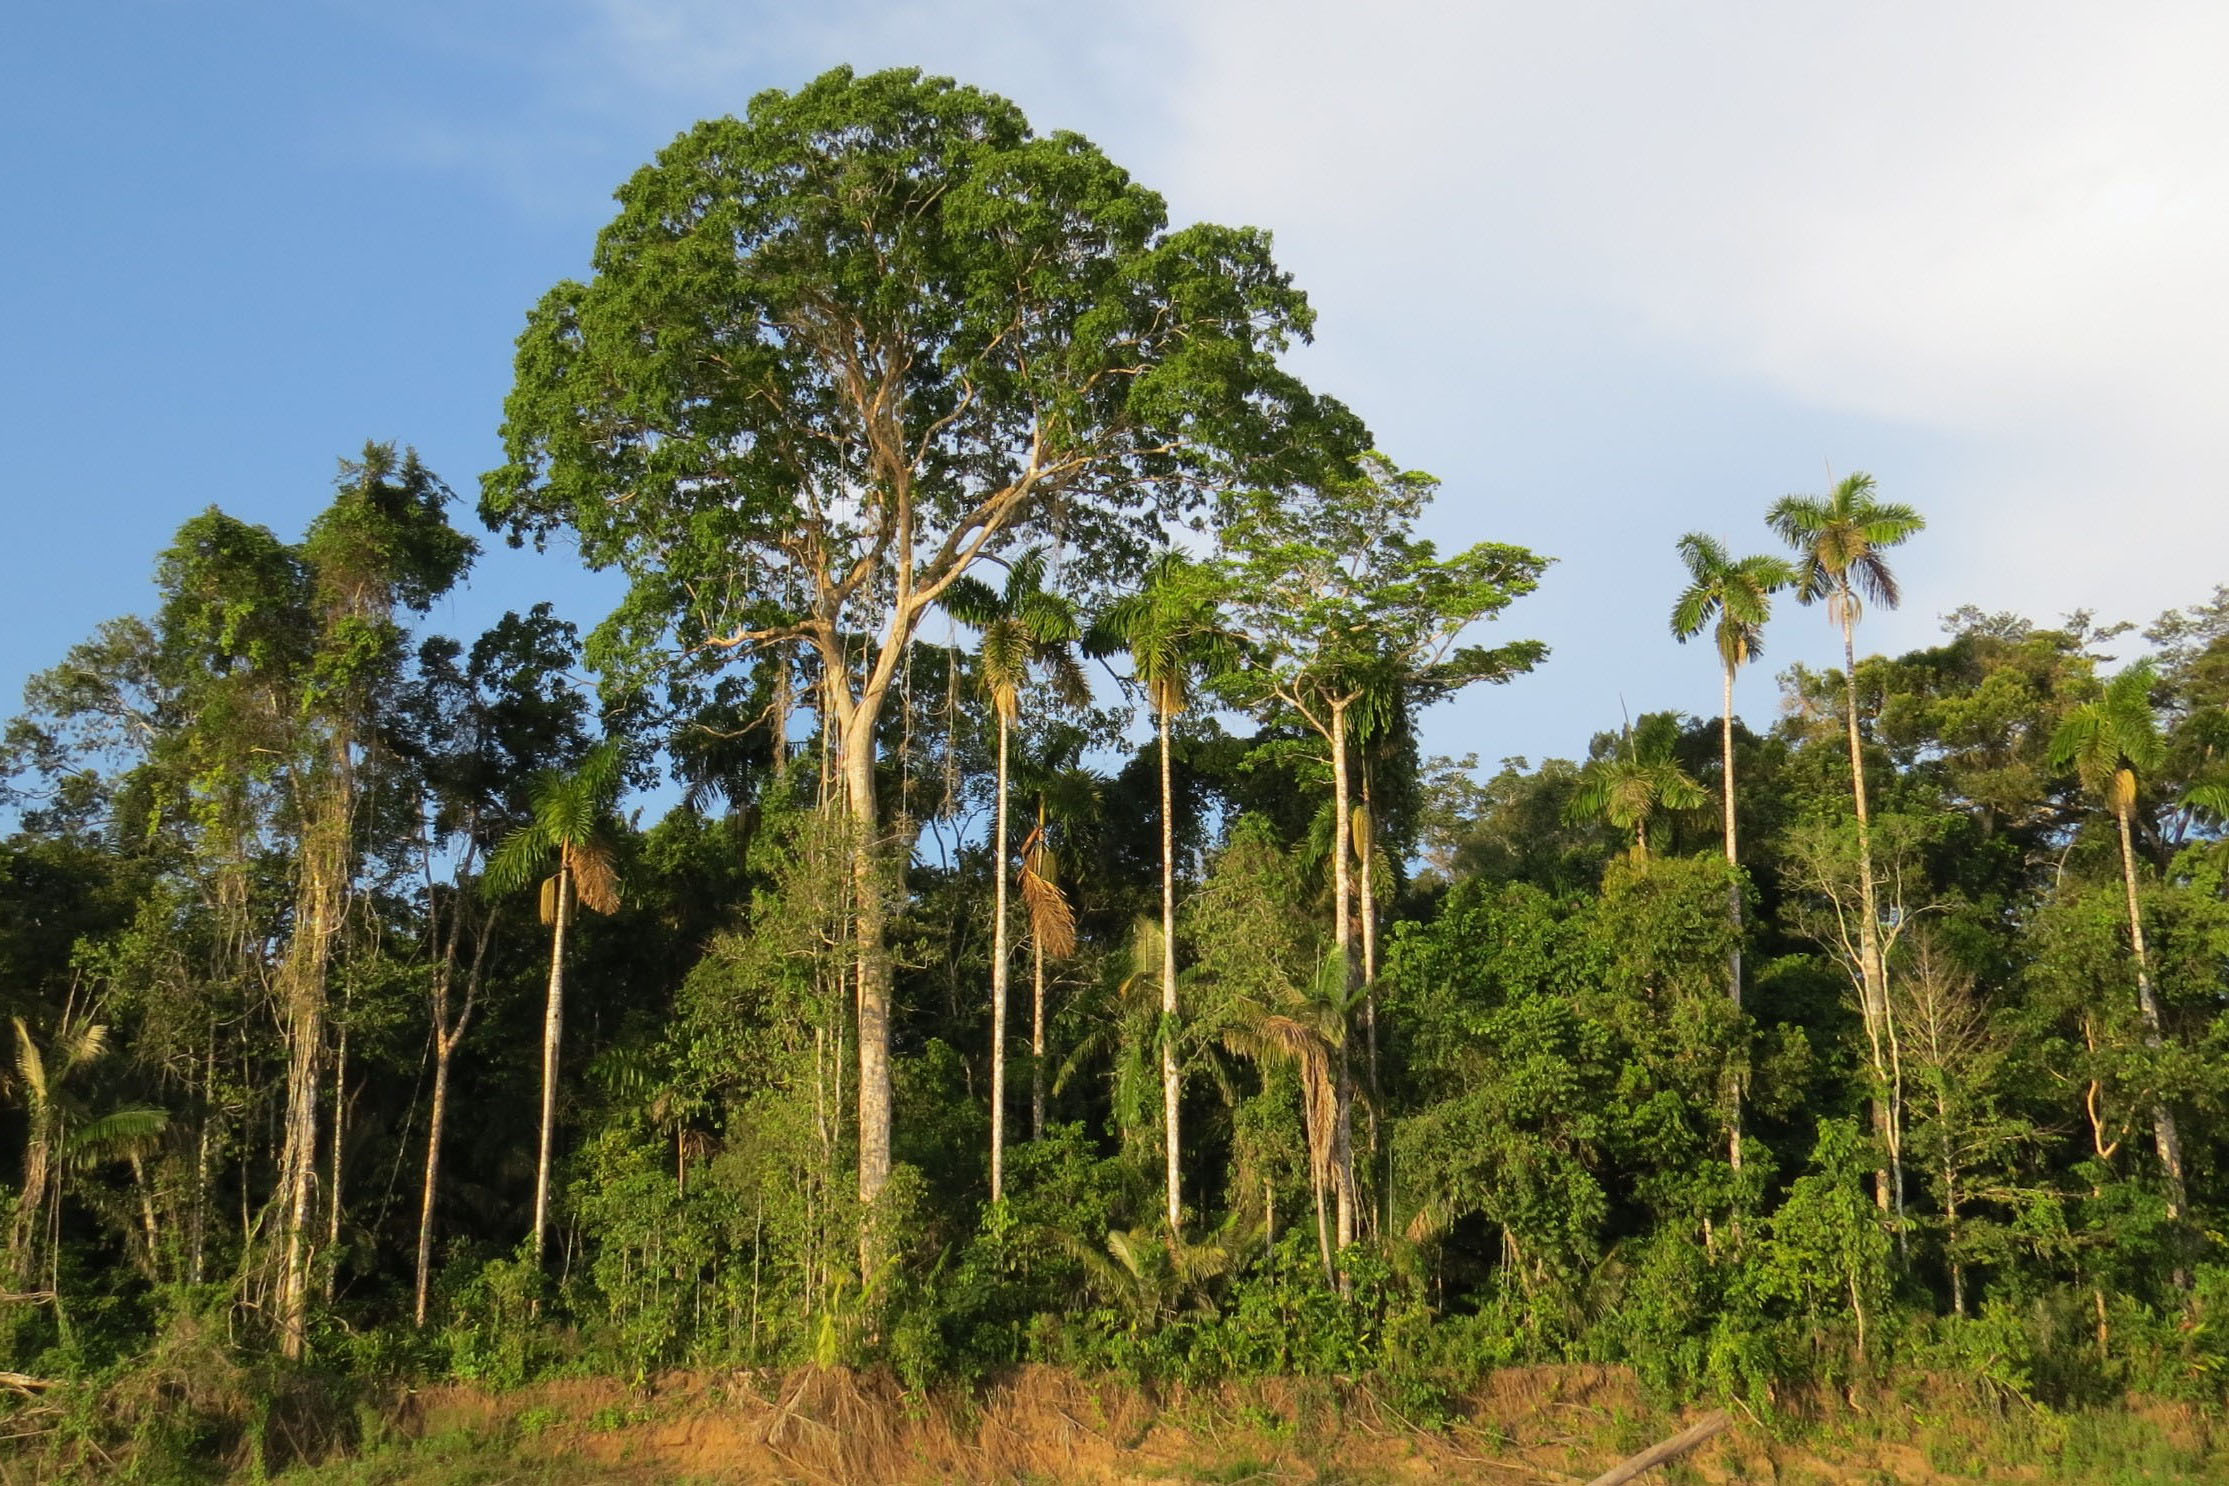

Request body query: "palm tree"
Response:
[2050, 661, 2187, 1218]
[1768, 472, 1924, 1213]
[1086, 555, 1241, 1234]
[1671, 534, 1796, 998]
[1565, 712, 1708, 862]
[1216, 950, 1363, 1281]
[1672, 535, 1795, 1188]
[7, 1004, 166, 1315]
[1010, 732, 1098, 1142]
[485, 742, 623, 1265]
[943, 549, 1087, 1202]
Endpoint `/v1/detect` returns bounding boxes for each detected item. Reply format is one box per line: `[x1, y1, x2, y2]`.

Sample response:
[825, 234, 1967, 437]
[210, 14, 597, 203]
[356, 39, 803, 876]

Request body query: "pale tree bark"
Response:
[324, 1013, 348, 1300]
[1327, 702, 1360, 1259]
[1722, 659, 1745, 1181]
[1158, 702, 1182, 1234]
[841, 703, 897, 1270]
[532, 857, 572, 1266]
[1839, 600, 1896, 1217]
[277, 737, 351, 1360]
[1359, 764, 1380, 1089]
[1031, 836, 1049, 1143]
[989, 711, 1012, 1201]
[416, 896, 492, 1327]
[1359, 764, 1384, 1236]
[2115, 802, 2188, 1217]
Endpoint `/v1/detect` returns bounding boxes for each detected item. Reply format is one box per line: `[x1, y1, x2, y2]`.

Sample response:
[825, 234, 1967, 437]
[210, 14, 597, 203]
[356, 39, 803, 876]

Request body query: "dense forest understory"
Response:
[5, 67, 2229, 1482]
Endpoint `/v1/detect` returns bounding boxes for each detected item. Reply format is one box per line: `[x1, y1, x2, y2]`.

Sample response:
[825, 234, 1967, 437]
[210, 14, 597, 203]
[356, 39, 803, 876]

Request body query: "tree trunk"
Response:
[276, 761, 347, 1360]
[843, 711, 897, 1275]
[1360, 765, 1385, 1237]
[277, 997, 323, 1358]
[1359, 766, 1380, 1092]
[1722, 660, 1745, 1181]
[1940, 1087, 1964, 1317]
[1328, 703, 1358, 1258]
[2117, 803, 2188, 1218]
[416, 1027, 452, 1327]
[1841, 604, 1896, 1217]
[1158, 703, 1182, 1234]
[1031, 931, 1047, 1143]
[324, 1016, 347, 1299]
[532, 858, 571, 1266]
[989, 711, 1011, 1202]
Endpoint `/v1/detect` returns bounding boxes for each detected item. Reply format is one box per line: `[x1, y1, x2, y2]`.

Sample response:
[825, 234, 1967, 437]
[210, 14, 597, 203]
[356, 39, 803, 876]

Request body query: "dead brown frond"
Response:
[566, 840, 622, 916]
[1019, 824, 1076, 959]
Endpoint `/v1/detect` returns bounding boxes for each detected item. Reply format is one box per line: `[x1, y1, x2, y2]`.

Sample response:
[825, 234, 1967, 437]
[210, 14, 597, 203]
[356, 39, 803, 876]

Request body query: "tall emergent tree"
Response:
[486, 741, 623, 1266]
[2049, 661, 2187, 1218]
[1090, 554, 1245, 1233]
[1768, 472, 1924, 1212]
[1220, 453, 1548, 1252]
[943, 549, 1087, 1200]
[482, 67, 1360, 1258]
[1670, 533, 1796, 997]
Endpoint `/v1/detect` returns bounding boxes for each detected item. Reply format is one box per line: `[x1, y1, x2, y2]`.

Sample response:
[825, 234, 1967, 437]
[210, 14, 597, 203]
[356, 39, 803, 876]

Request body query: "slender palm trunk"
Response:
[11, 1118, 51, 1290]
[1359, 768, 1379, 1036]
[532, 857, 571, 1266]
[1158, 702, 1182, 1234]
[1841, 603, 1897, 1218]
[2116, 805, 2188, 1217]
[1722, 659, 1745, 1180]
[1031, 933, 1048, 1143]
[1360, 765, 1384, 1235]
[1938, 1082, 1964, 1317]
[989, 713, 1012, 1202]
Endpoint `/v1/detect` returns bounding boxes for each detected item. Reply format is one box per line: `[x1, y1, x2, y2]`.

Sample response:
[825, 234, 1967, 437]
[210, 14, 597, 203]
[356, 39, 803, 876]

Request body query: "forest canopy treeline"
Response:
[4, 64, 2229, 1468]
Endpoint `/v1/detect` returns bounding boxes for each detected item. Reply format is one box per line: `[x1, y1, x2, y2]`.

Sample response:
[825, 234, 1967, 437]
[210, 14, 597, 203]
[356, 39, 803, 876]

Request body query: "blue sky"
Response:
[6, 1, 2225, 782]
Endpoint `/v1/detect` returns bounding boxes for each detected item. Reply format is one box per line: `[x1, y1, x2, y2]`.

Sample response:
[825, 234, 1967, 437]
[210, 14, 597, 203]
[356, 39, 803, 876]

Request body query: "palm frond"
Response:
[484, 822, 550, 900]
[65, 1107, 168, 1158]
[568, 839, 622, 915]
[54, 1020, 110, 1079]
[941, 573, 1003, 628]
[1018, 838, 1077, 960]
[12, 1018, 47, 1107]
[2184, 779, 2229, 823]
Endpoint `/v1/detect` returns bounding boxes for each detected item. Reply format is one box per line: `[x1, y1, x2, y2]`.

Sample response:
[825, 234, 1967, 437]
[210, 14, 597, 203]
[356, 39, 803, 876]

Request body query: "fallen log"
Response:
[1584, 1409, 1732, 1486]
[0, 1372, 58, 1394]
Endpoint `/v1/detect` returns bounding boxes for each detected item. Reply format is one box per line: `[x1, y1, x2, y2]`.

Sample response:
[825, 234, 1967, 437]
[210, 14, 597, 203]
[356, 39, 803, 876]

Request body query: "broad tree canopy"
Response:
[482, 64, 1363, 716]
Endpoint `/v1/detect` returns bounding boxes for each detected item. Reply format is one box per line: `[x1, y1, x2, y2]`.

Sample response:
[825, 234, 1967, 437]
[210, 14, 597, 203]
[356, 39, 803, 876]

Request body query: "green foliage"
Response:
[15, 63, 2229, 1486]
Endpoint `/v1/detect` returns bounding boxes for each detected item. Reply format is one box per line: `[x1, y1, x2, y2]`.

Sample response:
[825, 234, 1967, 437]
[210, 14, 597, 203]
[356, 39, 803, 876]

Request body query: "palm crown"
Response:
[485, 741, 625, 922]
[2050, 662, 2162, 820]
[1670, 533, 1796, 669]
[1766, 472, 1926, 627]
[1085, 552, 1242, 718]
[1566, 712, 1707, 859]
[942, 547, 1090, 722]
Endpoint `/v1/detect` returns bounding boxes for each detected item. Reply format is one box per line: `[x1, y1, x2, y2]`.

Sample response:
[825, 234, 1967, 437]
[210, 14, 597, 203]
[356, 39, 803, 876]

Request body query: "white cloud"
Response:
[439, 0, 2229, 754]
